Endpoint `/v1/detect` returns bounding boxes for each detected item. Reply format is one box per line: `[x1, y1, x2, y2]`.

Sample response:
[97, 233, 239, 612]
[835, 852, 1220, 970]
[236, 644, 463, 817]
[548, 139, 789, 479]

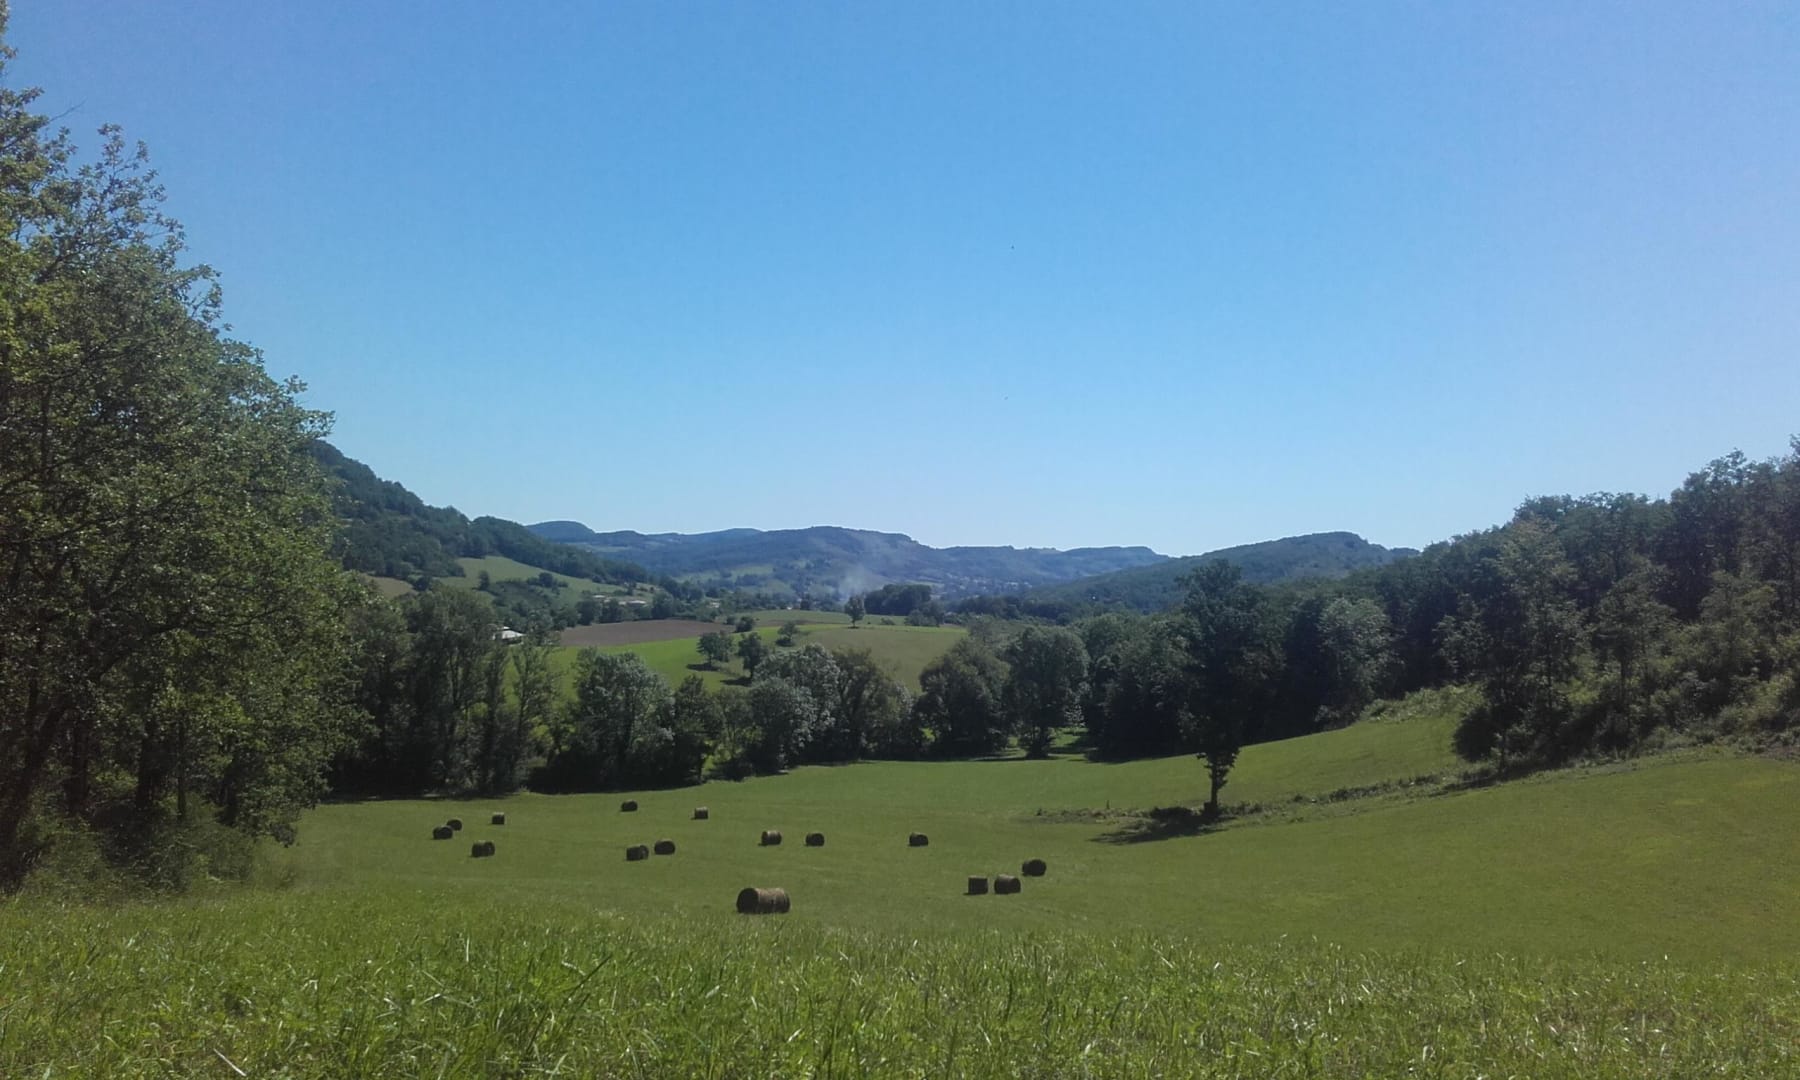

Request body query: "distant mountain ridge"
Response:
[1013, 532, 1419, 612]
[306, 444, 1410, 605]
[527, 521, 1414, 604]
[528, 520, 1168, 600]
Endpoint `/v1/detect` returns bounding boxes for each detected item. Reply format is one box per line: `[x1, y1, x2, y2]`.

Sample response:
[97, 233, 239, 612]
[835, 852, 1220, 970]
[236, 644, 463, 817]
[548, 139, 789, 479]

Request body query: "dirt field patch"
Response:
[559, 620, 725, 647]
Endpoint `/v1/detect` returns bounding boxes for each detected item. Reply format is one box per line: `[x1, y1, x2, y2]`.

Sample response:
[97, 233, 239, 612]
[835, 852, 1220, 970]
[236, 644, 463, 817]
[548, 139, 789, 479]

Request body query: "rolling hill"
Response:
[1010, 531, 1417, 612]
[530, 520, 1169, 600]
[308, 442, 651, 586]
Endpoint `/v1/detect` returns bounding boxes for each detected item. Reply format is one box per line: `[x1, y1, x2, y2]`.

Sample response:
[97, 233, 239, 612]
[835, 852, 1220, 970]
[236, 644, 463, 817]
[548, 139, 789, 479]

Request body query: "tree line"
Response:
[969, 447, 1800, 791]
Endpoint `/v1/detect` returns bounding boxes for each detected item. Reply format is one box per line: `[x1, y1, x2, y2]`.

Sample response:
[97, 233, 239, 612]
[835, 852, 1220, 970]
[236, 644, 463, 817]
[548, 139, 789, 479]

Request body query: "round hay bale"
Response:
[908, 832, 929, 847]
[693, 807, 709, 820]
[735, 886, 791, 915]
[967, 875, 989, 895]
[446, 818, 463, 831]
[653, 839, 676, 856]
[625, 844, 650, 861]
[491, 813, 506, 826]
[482, 840, 496, 857]
[804, 832, 825, 847]
[1021, 858, 1047, 877]
[431, 825, 453, 841]
[620, 800, 638, 813]
[994, 874, 1022, 895]
[471, 840, 497, 858]
[760, 829, 782, 846]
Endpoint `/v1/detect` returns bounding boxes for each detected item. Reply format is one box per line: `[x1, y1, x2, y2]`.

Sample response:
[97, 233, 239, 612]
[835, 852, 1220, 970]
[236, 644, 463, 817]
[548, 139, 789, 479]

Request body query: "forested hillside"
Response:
[962, 532, 1416, 616]
[529, 520, 1167, 599]
[1056, 448, 1800, 788]
[310, 442, 651, 586]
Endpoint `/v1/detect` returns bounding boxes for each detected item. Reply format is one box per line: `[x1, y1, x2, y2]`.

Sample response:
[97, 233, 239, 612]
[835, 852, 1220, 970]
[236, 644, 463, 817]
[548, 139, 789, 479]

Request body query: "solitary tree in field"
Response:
[736, 632, 770, 679]
[1180, 561, 1269, 819]
[846, 595, 866, 628]
[697, 630, 734, 670]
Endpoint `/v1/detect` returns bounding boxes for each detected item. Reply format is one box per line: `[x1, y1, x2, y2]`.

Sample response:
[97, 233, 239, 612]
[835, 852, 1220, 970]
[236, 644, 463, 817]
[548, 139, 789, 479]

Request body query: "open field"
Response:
[559, 618, 725, 647]
[801, 624, 970, 685]
[366, 574, 415, 598]
[264, 745, 1800, 958]
[444, 555, 601, 592]
[552, 623, 969, 691]
[5, 708, 1799, 1075]
[549, 627, 782, 690]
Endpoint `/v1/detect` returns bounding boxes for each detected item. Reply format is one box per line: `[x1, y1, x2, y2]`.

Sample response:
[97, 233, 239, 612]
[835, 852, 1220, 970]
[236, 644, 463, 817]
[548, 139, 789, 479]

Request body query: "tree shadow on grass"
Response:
[1092, 805, 1226, 845]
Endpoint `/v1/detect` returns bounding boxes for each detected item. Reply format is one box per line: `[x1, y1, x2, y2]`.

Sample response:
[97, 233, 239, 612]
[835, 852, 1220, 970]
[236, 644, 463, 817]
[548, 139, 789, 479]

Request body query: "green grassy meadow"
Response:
[552, 622, 968, 692]
[7, 700, 1799, 1076]
[444, 555, 644, 601]
[7, 895, 1795, 1078]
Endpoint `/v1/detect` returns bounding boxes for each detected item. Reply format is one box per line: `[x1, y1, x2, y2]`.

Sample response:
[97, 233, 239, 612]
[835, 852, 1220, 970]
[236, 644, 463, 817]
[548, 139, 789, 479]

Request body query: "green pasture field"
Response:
[6, 699, 1798, 1076]
[7, 720, 1792, 1072]
[442, 556, 615, 597]
[366, 574, 414, 598]
[259, 734, 1798, 958]
[552, 623, 969, 692]
[802, 624, 967, 686]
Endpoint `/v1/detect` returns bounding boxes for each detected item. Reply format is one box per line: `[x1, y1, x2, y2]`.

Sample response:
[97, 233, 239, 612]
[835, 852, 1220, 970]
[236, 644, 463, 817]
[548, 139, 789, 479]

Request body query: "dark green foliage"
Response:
[309, 441, 653, 587]
[538, 652, 693, 792]
[1179, 563, 1274, 814]
[832, 648, 915, 761]
[991, 532, 1416, 616]
[697, 631, 734, 669]
[916, 639, 1011, 756]
[861, 583, 935, 617]
[0, 55, 358, 886]
[1092, 617, 1191, 758]
[760, 645, 843, 763]
[736, 633, 769, 678]
[742, 677, 820, 773]
[334, 589, 549, 797]
[1002, 626, 1089, 757]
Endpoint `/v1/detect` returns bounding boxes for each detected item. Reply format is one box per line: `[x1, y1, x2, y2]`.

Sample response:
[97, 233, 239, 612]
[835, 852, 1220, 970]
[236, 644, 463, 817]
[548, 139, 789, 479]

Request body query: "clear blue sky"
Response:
[12, 2, 1798, 555]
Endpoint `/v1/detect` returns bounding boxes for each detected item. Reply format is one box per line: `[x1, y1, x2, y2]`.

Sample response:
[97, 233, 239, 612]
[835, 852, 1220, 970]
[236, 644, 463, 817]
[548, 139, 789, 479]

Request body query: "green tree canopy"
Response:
[1002, 626, 1089, 757]
[0, 36, 357, 884]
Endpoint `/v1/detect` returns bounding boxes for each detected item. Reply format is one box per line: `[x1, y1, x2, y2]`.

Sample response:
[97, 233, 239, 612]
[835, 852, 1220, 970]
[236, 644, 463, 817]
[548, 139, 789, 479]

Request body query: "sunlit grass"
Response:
[7, 692, 1798, 1076]
[3, 896, 1794, 1078]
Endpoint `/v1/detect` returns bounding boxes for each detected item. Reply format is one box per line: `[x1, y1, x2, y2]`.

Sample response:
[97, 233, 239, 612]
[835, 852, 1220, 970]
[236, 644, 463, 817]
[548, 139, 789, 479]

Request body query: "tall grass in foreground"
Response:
[3, 895, 1794, 1078]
